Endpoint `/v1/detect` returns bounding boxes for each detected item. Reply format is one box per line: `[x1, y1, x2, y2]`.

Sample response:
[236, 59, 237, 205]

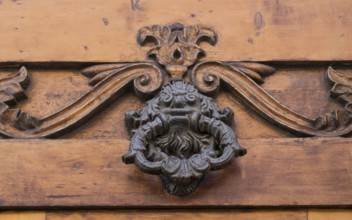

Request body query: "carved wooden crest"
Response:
[1, 23, 352, 196]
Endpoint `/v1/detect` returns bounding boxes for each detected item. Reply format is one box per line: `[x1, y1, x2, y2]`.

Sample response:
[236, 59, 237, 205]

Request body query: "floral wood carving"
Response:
[313, 67, 352, 131]
[0, 23, 352, 196]
[138, 23, 217, 78]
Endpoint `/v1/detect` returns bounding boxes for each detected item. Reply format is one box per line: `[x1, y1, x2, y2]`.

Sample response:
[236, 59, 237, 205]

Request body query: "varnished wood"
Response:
[193, 63, 352, 136]
[0, 0, 351, 214]
[0, 138, 350, 208]
[0, 0, 351, 62]
[0, 64, 163, 138]
[308, 209, 352, 220]
[0, 65, 347, 139]
[0, 212, 45, 220]
[46, 210, 307, 220]
[1, 63, 351, 139]
[1, 209, 352, 219]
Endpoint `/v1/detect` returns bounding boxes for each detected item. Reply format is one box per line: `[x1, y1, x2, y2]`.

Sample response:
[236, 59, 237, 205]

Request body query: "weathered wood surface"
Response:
[0, 0, 351, 62]
[1, 210, 352, 220]
[0, 0, 351, 216]
[46, 210, 307, 220]
[0, 65, 347, 139]
[0, 212, 45, 220]
[0, 138, 350, 208]
[308, 209, 352, 220]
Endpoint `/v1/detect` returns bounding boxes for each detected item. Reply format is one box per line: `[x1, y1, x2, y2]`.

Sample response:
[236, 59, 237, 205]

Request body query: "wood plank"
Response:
[308, 209, 352, 220]
[0, 212, 45, 220]
[0, 138, 350, 208]
[0, 0, 351, 62]
[46, 210, 307, 220]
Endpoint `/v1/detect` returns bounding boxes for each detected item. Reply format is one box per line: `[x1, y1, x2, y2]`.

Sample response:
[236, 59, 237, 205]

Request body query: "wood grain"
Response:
[0, 0, 350, 216]
[193, 62, 352, 136]
[0, 212, 45, 220]
[0, 65, 347, 139]
[0, 0, 351, 62]
[1, 209, 351, 219]
[46, 210, 307, 220]
[308, 209, 352, 220]
[0, 138, 350, 208]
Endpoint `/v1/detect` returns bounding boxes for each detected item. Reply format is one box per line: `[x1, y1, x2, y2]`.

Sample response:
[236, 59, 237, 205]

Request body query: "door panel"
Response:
[0, 0, 351, 62]
[0, 0, 351, 218]
[0, 138, 350, 207]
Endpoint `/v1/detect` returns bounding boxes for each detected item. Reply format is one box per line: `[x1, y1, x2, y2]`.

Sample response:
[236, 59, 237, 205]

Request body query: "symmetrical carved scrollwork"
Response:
[0, 23, 351, 196]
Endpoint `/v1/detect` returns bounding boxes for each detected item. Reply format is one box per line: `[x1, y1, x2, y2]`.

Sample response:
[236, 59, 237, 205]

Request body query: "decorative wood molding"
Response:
[0, 67, 40, 133]
[192, 62, 352, 136]
[137, 23, 217, 78]
[0, 23, 351, 196]
[313, 67, 352, 131]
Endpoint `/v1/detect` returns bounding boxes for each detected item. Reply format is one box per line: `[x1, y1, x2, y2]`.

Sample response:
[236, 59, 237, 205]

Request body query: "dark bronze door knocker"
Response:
[1, 23, 351, 196]
[121, 23, 249, 196]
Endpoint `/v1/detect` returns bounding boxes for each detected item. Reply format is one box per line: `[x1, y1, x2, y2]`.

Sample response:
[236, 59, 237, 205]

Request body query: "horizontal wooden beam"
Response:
[0, 0, 351, 62]
[1, 210, 352, 220]
[0, 138, 350, 208]
[46, 210, 307, 220]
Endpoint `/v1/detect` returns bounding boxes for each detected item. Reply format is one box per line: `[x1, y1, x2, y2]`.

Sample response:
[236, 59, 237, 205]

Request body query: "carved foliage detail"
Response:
[313, 67, 352, 131]
[327, 66, 352, 112]
[0, 67, 40, 132]
[138, 23, 217, 78]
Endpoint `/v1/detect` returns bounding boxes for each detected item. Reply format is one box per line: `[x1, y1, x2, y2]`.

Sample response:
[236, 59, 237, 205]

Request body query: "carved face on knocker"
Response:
[156, 81, 210, 159]
[123, 80, 246, 196]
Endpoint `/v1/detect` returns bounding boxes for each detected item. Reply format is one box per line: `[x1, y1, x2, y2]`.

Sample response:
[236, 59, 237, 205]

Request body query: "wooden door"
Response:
[0, 0, 351, 219]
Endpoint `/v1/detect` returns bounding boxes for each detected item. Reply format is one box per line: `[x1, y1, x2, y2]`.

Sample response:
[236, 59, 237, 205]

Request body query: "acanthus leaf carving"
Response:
[0, 66, 41, 133]
[313, 67, 352, 131]
[327, 66, 352, 111]
[0, 66, 30, 106]
[138, 23, 217, 78]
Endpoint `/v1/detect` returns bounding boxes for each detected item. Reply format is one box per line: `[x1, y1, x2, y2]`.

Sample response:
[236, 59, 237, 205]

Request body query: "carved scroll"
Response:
[192, 62, 352, 136]
[0, 23, 351, 196]
[0, 64, 163, 138]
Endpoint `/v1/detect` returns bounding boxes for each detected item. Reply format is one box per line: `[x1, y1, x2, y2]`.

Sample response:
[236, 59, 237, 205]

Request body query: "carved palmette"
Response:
[0, 23, 352, 196]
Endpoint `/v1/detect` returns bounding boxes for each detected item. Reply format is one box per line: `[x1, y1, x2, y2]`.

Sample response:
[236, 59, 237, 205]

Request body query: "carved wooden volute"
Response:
[0, 22, 352, 197]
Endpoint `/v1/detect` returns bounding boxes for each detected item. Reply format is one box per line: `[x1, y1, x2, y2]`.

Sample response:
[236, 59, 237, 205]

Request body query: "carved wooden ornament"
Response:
[1, 23, 352, 196]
